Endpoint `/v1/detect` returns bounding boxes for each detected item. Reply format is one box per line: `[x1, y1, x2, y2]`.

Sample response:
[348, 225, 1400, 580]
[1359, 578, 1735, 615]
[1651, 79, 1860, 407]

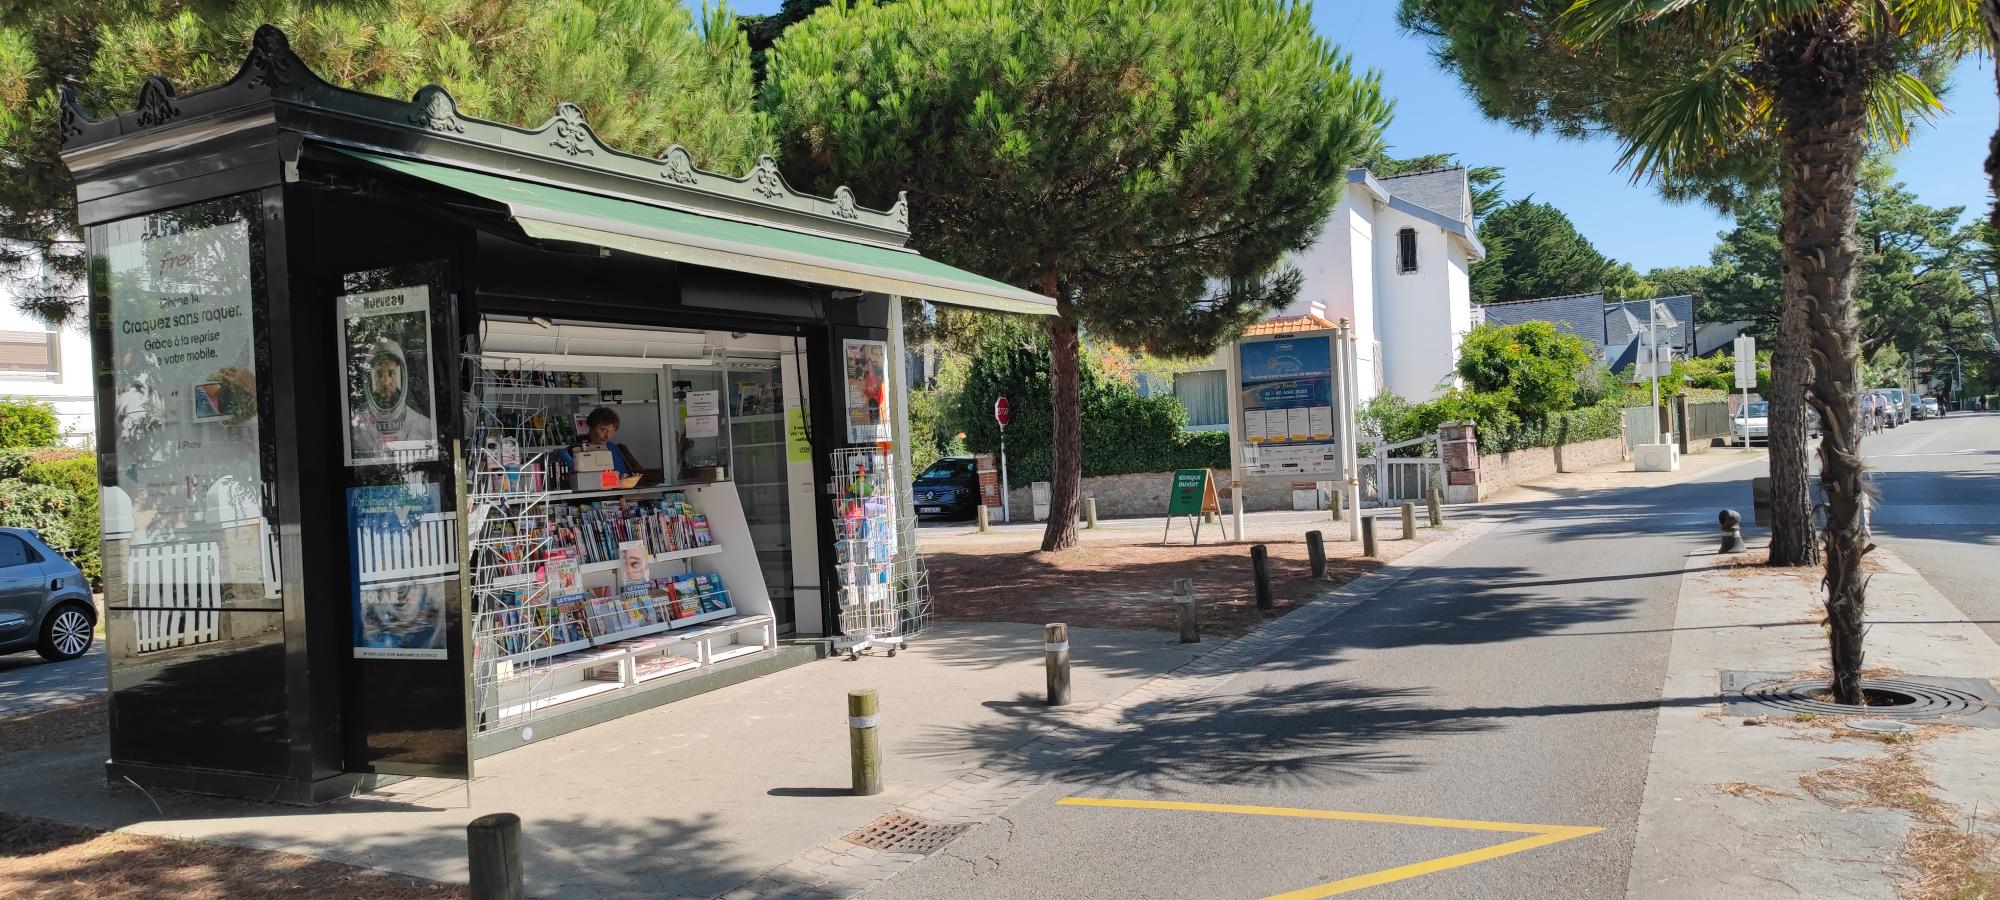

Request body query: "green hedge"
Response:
[1479, 399, 1625, 455]
[0, 398, 60, 449]
[0, 449, 102, 588]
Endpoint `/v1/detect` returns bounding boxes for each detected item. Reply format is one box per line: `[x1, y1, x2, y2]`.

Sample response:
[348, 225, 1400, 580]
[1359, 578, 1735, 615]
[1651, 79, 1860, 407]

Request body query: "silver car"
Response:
[0, 527, 95, 661]
[1734, 401, 1770, 445]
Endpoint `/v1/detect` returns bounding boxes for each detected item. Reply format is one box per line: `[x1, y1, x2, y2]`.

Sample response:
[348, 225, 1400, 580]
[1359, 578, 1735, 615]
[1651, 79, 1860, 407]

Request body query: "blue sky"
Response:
[734, 0, 1996, 273]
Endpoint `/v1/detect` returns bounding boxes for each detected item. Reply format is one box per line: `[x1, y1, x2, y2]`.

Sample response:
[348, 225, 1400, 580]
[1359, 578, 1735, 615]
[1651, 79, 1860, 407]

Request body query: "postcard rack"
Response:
[830, 448, 933, 659]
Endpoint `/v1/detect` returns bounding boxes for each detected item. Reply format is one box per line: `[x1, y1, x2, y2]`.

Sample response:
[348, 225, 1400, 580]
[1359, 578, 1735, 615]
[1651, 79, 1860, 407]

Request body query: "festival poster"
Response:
[843, 338, 891, 444]
[340, 285, 439, 466]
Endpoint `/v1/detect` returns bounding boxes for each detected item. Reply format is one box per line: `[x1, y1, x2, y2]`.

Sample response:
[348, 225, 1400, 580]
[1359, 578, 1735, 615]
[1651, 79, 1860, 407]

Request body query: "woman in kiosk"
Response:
[558, 407, 652, 490]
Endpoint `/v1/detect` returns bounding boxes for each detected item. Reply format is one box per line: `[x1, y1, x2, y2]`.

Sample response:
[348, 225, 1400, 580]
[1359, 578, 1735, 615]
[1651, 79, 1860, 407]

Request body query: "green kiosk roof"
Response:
[340, 149, 1056, 317]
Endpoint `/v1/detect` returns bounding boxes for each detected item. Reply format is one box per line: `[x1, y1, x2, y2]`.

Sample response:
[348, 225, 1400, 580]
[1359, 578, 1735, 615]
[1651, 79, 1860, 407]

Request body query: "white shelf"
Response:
[706, 644, 765, 665]
[587, 618, 677, 646]
[488, 636, 593, 668]
[634, 657, 702, 682]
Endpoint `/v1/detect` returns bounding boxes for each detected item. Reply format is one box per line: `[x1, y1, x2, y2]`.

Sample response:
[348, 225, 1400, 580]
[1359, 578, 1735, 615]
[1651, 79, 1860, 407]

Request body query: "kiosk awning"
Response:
[338, 149, 1056, 317]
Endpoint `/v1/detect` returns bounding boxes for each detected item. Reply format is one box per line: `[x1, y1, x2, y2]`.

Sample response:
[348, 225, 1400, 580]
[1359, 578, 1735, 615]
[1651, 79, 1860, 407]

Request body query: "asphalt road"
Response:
[1854, 411, 2000, 645]
[875, 452, 1775, 899]
[0, 643, 105, 717]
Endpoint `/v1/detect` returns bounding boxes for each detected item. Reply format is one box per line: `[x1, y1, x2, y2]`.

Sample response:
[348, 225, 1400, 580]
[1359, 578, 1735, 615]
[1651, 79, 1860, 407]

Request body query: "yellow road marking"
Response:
[1057, 796, 1601, 899]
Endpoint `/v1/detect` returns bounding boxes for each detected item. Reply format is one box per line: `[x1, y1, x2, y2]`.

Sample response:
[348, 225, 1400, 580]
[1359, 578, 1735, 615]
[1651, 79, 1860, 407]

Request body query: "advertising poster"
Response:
[349, 484, 453, 660]
[1238, 335, 1340, 478]
[843, 338, 891, 444]
[340, 285, 439, 466]
[103, 206, 263, 545]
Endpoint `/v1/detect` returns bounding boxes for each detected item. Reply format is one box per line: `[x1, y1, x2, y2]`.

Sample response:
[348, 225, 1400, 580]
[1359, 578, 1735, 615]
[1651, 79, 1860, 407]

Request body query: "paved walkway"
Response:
[0, 644, 104, 717]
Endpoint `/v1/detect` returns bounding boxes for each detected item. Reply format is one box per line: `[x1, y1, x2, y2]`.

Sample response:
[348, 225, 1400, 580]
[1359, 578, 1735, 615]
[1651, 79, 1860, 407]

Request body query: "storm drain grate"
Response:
[1721, 670, 2000, 727]
[841, 811, 972, 854]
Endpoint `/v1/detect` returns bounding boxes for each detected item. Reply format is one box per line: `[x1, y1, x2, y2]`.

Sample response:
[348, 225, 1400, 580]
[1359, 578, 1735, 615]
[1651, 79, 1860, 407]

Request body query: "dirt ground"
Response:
[0, 812, 466, 900]
[0, 703, 464, 900]
[922, 515, 1438, 638]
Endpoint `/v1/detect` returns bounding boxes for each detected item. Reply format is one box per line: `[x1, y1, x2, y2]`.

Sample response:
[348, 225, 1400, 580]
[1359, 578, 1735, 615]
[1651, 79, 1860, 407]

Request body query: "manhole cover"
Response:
[1721, 671, 2000, 727]
[1848, 720, 1913, 734]
[841, 811, 972, 854]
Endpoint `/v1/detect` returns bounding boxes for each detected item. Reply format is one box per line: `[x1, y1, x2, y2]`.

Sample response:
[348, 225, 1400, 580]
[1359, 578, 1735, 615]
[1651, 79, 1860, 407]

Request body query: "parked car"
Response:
[912, 456, 980, 520]
[1733, 401, 1769, 446]
[1916, 397, 1940, 419]
[0, 527, 95, 661]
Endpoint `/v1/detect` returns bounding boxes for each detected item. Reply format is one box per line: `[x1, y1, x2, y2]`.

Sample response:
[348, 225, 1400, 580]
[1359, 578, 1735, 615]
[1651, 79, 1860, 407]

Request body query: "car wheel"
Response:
[37, 604, 94, 661]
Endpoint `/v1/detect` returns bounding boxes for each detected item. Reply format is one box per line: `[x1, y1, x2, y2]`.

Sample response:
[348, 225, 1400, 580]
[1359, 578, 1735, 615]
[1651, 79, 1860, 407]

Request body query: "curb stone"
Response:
[725, 520, 1502, 899]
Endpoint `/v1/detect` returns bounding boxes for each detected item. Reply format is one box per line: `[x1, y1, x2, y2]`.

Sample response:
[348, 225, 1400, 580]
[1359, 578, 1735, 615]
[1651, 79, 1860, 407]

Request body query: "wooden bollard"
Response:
[848, 689, 882, 796]
[1085, 497, 1098, 529]
[1427, 487, 1442, 528]
[1251, 544, 1274, 610]
[977, 504, 990, 533]
[1400, 502, 1416, 540]
[1045, 623, 1071, 706]
[1331, 493, 1344, 522]
[1306, 530, 1327, 579]
[1362, 516, 1378, 558]
[467, 813, 524, 900]
[1173, 578, 1200, 644]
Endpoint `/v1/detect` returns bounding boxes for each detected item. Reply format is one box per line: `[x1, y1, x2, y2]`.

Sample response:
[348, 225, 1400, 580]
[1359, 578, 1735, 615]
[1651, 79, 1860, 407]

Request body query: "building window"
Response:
[0, 329, 59, 377]
[1397, 228, 1418, 273]
[1173, 370, 1228, 429]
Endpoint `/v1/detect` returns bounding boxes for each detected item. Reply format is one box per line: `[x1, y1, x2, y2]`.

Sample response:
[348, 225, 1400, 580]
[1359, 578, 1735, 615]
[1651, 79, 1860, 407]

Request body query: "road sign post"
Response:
[1734, 335, 1757, 445]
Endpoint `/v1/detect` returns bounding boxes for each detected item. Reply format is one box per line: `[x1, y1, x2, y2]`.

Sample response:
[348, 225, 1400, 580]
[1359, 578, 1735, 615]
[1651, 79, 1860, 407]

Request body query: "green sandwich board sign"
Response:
[1163, 468, 1225, 544]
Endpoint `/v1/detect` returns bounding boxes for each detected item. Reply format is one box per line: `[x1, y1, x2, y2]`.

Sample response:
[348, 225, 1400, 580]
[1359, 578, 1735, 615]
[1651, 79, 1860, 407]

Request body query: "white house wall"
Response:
[0, 301, 95, 447]
[1374, 206, 1462, 402]
[1284, 186, 1379, 400]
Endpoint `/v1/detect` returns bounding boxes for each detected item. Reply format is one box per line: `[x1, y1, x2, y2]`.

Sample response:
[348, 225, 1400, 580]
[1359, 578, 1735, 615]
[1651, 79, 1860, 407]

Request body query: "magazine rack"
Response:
[830, 448, 934, 659]
[464, 356, 778, 740]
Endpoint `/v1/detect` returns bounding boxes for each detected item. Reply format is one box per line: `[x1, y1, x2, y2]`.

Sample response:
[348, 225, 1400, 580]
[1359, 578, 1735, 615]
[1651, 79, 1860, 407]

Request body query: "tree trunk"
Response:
[1987, 0, 2000, 233]
[1765, 293, 1817, 567]
[1040, 299, 1083, 552]
[1769, 10, 1872, 706]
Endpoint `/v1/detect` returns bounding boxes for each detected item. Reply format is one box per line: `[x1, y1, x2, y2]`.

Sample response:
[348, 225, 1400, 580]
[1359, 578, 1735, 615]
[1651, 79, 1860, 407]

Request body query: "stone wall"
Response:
[1442, 433, 1627, 503]
[1005, 471, 1312, 520]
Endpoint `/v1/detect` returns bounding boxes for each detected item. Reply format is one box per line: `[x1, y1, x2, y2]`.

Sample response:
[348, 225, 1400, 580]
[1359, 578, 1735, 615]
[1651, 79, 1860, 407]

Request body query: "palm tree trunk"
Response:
[1986, 0, 2000, 232]
[1769, 9, 1872, 706]
[1041, 289, 1082, 552]
[1766, 298, 1817, 567]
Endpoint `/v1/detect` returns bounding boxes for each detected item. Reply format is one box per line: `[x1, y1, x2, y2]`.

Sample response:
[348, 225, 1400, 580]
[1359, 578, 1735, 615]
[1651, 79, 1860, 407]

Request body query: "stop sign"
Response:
[994, 396, 1010, 427]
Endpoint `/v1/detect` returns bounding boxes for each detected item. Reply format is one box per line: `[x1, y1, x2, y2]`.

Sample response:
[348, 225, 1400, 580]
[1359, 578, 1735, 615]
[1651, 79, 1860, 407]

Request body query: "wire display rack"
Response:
[465, 355, 568, 734]
[830, 448, 932, 659]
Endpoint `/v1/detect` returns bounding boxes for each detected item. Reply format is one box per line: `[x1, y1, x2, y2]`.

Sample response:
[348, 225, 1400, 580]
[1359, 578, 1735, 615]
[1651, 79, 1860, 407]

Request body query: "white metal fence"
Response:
[128, 540, 222, 653]
[1360, 435, 1441, 508]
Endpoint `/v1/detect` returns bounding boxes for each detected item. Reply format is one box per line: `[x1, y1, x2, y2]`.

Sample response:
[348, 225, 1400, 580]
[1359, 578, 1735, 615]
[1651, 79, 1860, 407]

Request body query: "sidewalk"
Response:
[1627, 544, 2000, 898]
[0, 621, 1205, 898]
[1485, 445, 1766, 506]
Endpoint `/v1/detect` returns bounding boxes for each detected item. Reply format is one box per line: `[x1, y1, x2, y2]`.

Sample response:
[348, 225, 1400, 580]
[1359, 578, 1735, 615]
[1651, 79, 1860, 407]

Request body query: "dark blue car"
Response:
[912, 456, 979, 520]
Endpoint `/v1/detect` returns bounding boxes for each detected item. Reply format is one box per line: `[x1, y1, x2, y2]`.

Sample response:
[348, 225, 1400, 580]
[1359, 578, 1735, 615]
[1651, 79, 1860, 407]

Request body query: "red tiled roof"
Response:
[1244, 314, 1338, 336]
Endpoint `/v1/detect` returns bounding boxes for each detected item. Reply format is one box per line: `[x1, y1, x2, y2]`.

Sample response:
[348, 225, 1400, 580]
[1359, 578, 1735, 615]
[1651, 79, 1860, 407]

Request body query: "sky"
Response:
[733, 0, 1997, 274]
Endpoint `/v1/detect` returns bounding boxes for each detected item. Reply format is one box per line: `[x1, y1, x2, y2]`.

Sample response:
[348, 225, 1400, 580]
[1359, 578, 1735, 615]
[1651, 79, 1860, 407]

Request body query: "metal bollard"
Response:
[1044, 623, 1071, 706]
[1173, 578, 1200, 644]
[1427, 487, 1443, 528]
[1251, 544, 1274, 610]
[848, 689, 882, 796]
[467, 813, 524, 900]
[1362, 516, 1378, 558]
[1306, 530, 1327, 579]
[1718, 509, 1745, 553]
[1085, 497, 1098, 529]
[1400, 502, 1416, 539]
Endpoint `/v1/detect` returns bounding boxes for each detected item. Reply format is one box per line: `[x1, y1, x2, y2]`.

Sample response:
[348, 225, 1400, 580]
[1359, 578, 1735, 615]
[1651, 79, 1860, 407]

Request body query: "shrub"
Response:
[0, 481, 77, 554]
[1455, 322, 1593, 425]
[0, 398, 60, 449]
[10, 450, 101, 588]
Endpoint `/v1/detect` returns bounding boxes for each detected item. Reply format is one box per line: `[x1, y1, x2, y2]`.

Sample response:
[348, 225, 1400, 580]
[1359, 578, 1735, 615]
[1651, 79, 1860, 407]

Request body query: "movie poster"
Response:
[341, 285, 439, 466]
[843, 338, 890, 444]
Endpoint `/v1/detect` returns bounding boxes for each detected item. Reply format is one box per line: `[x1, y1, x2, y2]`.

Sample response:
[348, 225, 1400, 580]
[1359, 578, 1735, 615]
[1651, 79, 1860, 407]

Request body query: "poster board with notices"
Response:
[1237, 332, 1343, 480]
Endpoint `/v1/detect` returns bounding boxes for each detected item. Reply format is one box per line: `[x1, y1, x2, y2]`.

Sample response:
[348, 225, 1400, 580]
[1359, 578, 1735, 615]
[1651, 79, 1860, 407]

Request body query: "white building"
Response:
[1, 254, 94, 446]
[1173, 166, 1486, 426]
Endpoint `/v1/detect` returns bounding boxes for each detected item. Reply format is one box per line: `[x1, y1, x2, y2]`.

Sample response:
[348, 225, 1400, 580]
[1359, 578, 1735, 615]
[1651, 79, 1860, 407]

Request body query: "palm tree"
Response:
[1424, 0, 1984, 704]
